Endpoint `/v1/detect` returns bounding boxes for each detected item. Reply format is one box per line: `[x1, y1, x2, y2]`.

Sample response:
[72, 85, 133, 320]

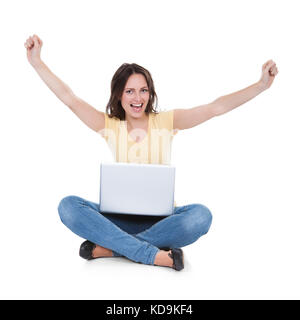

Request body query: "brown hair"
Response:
[106, 63, 159, 120]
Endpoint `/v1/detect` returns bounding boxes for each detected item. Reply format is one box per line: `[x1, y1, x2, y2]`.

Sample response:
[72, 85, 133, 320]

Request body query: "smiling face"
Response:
[120, 73, 150, 120]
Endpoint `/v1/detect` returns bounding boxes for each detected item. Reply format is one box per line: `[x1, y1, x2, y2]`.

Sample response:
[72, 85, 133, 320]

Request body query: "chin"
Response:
[130, 109, 146, 117]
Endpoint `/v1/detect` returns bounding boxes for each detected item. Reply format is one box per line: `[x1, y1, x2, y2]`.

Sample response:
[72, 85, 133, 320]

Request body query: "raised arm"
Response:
[173, 60, 279, 130]
[24, 34, 105, 133]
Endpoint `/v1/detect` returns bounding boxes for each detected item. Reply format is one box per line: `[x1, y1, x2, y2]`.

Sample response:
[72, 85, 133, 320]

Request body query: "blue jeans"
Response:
[58, 195, 212, 266]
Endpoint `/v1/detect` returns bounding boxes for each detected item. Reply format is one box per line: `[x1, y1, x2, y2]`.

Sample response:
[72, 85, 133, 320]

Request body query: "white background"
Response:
[1, 0, 299, 299]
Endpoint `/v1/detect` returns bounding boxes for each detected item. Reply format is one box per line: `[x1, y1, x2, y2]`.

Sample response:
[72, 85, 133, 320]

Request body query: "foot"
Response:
[154, 250, 174, 268]
[92, 244, 113, 258]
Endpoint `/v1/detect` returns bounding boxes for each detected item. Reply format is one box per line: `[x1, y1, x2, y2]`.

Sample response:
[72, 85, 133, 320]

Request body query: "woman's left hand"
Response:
[259, 59, 279, 90]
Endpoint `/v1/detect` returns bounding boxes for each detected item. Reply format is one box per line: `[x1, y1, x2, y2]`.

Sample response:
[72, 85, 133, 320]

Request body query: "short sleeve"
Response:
[98, 113, 120, 142]
[157, 110, 178, 137]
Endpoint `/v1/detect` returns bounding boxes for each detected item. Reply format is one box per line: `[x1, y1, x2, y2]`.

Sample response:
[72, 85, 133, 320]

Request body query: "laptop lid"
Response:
[99, 162, 175, 216]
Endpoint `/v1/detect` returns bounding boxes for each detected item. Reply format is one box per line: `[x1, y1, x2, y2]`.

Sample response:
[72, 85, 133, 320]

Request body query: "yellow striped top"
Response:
[99, 110, 178, 164]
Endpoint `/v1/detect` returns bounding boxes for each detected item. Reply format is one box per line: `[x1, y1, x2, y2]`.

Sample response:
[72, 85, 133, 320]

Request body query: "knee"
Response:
[197, 204, 213, 235]
[57, 195, 80, 226]
[185, 204, 213, 237]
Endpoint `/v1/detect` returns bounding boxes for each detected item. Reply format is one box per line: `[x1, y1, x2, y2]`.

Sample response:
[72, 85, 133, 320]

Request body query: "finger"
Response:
[33, 34, 38, 42]
[27, 38, 34, 46]
[33, 34, 42, 46]
[273, 68, 279, 75]
[25, 36, 34, 48]
[32, 35, 39, 47]
[25, 40, 33, 49]
[33, 34, 42, 45]
[265, 62, 277, 74]
[265, 61, 274, 70]
[264, 60, 276, 72]
[269, 66, 278, 76]
[262, 60, 273, 70]
[26, 42, 33, 49]
[270, 64, 277, 73]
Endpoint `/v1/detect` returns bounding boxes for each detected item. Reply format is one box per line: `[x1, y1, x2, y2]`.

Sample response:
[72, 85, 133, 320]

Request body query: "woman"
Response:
[24, 34, 278, 271]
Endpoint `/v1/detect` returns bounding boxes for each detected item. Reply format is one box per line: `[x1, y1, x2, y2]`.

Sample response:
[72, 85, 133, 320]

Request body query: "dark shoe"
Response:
[160, 247, 171, 251]
[168, 248, 184, 271]
[79, 240, 96, 260]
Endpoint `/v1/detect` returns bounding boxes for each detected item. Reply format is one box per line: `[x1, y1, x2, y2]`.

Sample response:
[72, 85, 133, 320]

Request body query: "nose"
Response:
[132, 97, 142, 103]
[132, 92, 143, 102]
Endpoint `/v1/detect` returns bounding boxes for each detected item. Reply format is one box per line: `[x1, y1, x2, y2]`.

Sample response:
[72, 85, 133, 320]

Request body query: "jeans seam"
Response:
[150, 247, 159, 265]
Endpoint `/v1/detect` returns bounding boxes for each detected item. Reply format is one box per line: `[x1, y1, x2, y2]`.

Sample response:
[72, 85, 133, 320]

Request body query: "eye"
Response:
[142, 89, 148, 92]
[126, 90, 132, 94]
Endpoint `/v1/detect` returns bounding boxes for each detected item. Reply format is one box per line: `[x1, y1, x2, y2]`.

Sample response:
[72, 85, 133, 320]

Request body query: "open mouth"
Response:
[130, 103, 143, 112]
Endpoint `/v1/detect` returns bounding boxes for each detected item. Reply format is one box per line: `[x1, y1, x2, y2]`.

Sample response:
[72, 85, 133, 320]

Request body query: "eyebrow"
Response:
[125, 86, 148, 90]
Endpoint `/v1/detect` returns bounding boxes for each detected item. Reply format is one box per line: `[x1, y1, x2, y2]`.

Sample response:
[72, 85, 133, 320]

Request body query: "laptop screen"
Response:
[99, 162, 175, 216]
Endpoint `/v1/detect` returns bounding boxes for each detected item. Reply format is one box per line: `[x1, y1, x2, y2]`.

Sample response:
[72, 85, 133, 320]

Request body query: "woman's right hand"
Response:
[24, 34, 43, 67]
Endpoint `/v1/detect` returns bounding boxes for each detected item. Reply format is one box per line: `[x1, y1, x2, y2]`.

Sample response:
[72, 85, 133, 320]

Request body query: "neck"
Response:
[125, 112, 149, 128]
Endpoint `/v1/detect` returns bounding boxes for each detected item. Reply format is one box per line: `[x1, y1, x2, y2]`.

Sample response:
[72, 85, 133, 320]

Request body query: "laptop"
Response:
[99, 162, 175, 216]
